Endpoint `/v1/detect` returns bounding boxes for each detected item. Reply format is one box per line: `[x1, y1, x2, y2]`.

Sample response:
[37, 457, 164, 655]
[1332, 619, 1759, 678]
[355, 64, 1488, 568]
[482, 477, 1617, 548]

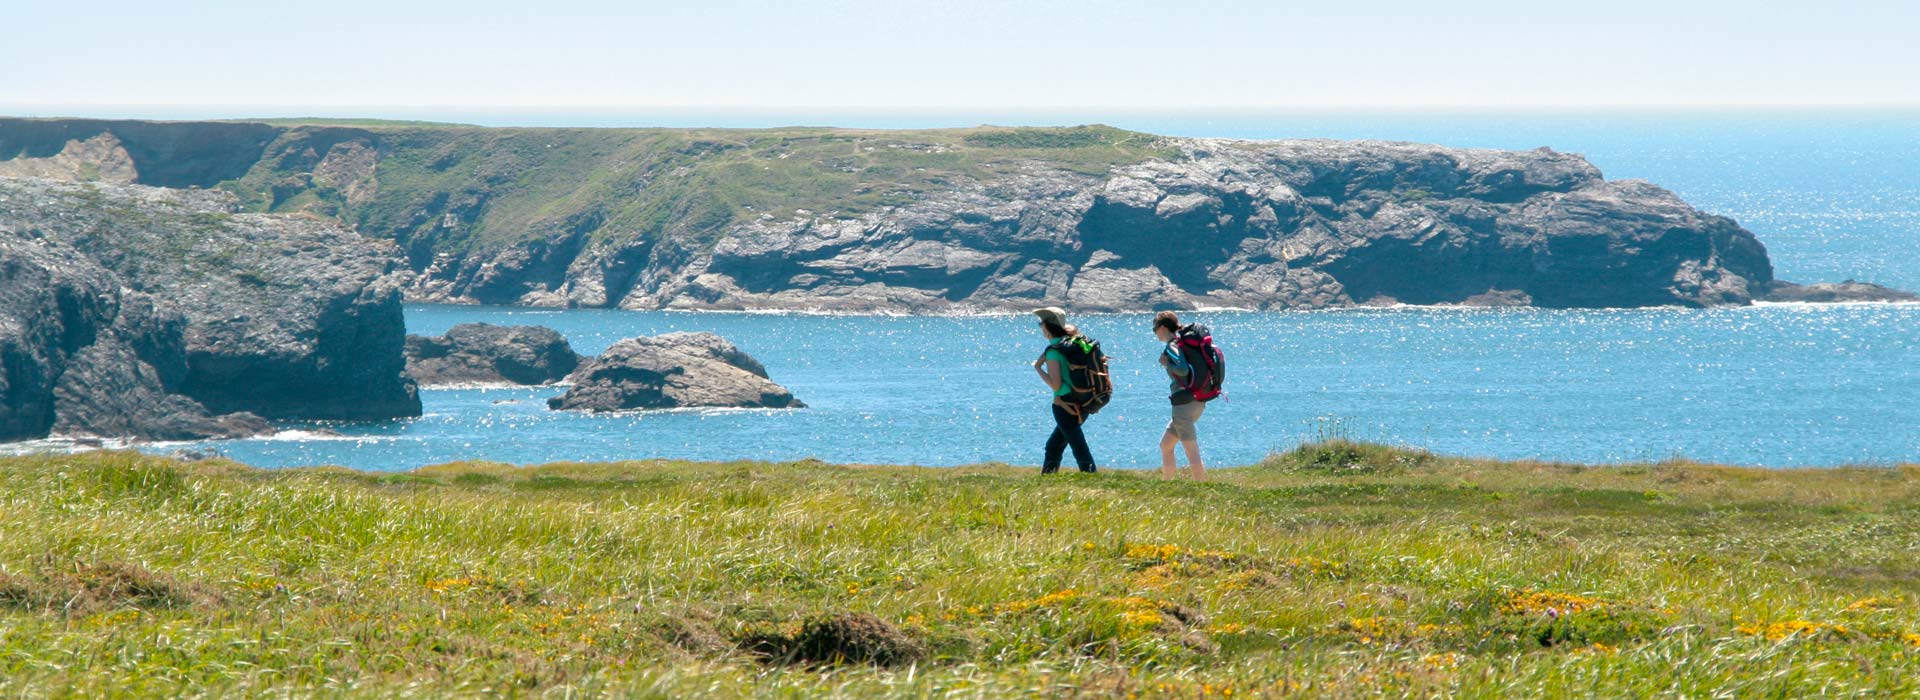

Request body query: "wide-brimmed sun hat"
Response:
[1032, 306, 1067, 327]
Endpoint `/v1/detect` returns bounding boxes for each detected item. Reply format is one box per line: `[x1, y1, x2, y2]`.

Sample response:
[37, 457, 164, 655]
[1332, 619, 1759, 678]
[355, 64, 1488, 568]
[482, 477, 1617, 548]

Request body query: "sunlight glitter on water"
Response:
[129, 303, 1920, 471]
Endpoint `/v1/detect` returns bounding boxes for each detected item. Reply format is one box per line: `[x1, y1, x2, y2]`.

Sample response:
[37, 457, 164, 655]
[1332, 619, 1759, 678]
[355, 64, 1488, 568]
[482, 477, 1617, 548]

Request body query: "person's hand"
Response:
[1158, 353, 1170, 366]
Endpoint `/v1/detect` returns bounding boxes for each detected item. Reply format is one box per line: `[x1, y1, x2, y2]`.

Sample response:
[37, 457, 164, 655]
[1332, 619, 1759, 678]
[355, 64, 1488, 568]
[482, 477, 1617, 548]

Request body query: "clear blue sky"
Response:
[5, 0, 1917, 115]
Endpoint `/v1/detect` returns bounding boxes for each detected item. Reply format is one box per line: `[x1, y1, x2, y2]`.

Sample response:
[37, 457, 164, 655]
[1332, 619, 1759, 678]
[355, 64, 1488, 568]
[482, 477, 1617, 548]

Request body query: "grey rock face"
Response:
[0, 231, 265, 441]
[0, 132, 138, 183]
[405, 323, 581, 386]
[0, 233, 119, 440]
[10, 119, 1896, 313]
[52, 335, 271, 441]
[547, 333, 803, 411]
[0, 176, 420, 428]
[1763, 280, 1918, 303]
[451, 140, 1783, 312]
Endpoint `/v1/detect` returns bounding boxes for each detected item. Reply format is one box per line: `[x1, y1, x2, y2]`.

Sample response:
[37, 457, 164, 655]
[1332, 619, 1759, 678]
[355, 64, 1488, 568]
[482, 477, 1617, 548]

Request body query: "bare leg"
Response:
[1159, 430, 1179, 479]
[1182, 439, 1205, 481]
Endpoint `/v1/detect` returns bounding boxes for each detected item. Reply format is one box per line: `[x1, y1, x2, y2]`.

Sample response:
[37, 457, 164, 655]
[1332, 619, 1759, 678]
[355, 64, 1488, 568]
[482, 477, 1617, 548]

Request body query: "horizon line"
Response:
[8, 102, 1920, 116]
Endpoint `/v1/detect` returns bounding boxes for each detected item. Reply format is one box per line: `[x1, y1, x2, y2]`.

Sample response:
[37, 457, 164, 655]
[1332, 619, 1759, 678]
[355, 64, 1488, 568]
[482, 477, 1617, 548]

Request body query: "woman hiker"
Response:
[1032, 307, 1097, 474]
[1154, 311, 1207, 481]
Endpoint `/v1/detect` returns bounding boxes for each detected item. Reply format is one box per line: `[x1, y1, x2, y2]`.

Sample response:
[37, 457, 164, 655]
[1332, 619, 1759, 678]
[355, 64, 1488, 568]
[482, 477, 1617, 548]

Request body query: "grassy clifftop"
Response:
[216, 122, 1175, 254]
[2, 445, 1917, 697]
[4, 117, 1792, 311]
[0, 117, 1175, 260]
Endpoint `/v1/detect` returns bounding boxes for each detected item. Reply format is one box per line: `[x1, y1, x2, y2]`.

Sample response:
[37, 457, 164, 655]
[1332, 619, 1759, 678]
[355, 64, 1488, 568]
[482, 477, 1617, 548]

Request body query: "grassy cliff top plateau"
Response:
[1, 117, 1793, 311]
[237, 123, 1173, 252]
[2, 444, 1917, 698]
[0, 118, 1175, 251]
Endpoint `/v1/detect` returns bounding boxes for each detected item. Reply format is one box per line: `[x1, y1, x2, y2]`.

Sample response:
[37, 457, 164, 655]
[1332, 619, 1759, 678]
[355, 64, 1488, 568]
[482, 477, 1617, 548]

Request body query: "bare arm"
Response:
[1034, 353, 1063, 392]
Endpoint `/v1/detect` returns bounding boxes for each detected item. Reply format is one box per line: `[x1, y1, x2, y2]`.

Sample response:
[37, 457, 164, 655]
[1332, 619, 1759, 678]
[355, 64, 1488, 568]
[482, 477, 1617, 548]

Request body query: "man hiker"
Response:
[1031, 306, 1110, 474]
[1154, 311, 1224, 481]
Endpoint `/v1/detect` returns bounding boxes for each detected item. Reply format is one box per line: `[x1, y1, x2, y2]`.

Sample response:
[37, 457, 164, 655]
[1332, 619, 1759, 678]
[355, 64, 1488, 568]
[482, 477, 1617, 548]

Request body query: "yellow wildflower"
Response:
[1121, 609, 1164, 628]
[1504, 589, 1608, 616]
[1124, 543, 1183, 561]
[1344, 616, 1398, 643]
[425, 576, 479, 593]
[1736, 619, 1849, 642]
[1845, 597, 1903, 612]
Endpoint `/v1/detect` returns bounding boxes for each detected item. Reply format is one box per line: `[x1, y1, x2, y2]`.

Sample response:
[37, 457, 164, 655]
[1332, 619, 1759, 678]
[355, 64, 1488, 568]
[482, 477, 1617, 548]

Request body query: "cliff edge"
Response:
[1, 118, 1896, 313]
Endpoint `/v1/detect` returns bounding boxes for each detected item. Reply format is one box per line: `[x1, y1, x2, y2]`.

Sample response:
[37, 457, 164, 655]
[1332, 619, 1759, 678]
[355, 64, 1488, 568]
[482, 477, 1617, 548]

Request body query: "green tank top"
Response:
[1045, 340, 1072, 397]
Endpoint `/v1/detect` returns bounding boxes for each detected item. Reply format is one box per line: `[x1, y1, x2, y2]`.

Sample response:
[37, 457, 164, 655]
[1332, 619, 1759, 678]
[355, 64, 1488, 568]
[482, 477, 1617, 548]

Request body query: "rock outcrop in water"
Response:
[405, 323, 582, 386]
[1762, 281, 1918, 304]
[547, 333, 803, 412]
[0, 176, 420, 440]
[1, 118, 1905, 312]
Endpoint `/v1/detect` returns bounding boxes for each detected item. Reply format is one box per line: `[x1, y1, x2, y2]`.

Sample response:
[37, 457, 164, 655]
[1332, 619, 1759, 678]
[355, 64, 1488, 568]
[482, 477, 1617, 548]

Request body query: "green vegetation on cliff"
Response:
[3, 445, 1917, 698]
[235, 118, 480, 128]
[3, 117, 1794, 311]
[218, 123, 1174, 255]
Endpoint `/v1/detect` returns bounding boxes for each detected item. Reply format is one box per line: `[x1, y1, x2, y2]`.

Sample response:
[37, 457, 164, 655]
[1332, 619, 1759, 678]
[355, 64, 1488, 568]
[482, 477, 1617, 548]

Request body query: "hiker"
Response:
[1154, 311, 1225, 481]
[1031, 306, 1111, 474]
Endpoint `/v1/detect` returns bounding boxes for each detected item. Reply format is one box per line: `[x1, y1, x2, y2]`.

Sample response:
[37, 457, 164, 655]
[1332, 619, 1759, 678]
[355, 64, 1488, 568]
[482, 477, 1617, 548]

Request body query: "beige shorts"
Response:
[1165, 401, 1206, 441]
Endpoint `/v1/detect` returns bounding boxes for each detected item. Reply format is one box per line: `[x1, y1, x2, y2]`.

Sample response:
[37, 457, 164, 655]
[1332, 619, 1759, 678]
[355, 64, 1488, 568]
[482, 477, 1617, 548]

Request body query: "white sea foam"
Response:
[1753, 300, 1920, 309]
[576, 406, 804, 417]
[660, 307, 926, 317]
[258, 430, 399, 443]
[0, 438, 107, 455]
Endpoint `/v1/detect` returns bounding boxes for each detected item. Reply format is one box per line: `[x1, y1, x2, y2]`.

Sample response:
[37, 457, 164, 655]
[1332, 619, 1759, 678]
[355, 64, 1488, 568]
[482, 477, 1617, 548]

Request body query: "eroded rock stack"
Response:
[548, 332, 803, 411]
[1762, 281, 1918, 303]
[405, 323, 581, 386]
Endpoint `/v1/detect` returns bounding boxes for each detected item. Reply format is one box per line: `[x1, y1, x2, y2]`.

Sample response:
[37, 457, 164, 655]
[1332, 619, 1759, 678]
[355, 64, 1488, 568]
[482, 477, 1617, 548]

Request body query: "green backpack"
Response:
[1055, 334, 1113, 417]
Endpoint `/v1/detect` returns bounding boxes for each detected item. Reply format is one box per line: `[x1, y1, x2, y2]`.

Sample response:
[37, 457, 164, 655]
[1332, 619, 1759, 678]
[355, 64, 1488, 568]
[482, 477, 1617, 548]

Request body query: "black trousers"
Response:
[1042, 402, 1097, 473]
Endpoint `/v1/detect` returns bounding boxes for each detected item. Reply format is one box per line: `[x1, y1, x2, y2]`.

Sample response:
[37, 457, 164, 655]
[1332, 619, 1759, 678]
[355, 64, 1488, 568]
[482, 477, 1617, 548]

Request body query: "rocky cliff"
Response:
[1, 117, 1896, 312]
[0, 231, 266, 441]
[0, 176, 420, 438]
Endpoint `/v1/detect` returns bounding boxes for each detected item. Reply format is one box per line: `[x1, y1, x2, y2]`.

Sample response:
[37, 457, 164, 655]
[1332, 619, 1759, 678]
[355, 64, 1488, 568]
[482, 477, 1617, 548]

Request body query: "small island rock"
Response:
[1763, 280, 1917, 303]
[406, 323, 581, 386]
[547, 333, 803, 411]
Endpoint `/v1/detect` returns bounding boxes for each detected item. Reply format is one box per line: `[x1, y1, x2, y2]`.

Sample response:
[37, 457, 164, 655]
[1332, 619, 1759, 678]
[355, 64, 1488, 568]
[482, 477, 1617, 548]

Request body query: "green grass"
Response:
[232, 118, 482, 128]
[2, 446, 1918, 698]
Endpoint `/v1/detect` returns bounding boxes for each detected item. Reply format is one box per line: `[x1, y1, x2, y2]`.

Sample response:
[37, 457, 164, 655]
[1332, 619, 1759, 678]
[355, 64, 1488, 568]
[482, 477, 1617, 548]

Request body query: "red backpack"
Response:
[1175, 323, 1226, 402]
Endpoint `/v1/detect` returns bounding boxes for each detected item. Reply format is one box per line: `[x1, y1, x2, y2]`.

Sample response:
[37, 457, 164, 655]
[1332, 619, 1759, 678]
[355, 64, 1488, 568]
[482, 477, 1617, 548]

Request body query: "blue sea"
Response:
[136, 113, 1920, 469]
